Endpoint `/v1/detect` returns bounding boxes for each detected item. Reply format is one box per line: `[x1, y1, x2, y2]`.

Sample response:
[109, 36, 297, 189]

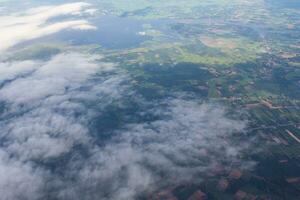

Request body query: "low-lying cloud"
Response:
[60, 98, 253, 200]
[0, 52, 129, 199]
[0, 149, 45, 200]
[0, 51, 255, 199]
[0, 2, 97, 52]
[0, 9, 256, 197]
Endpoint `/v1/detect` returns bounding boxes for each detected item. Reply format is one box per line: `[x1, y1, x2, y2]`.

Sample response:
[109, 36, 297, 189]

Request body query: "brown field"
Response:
[261, 100, 282, 109]
[280, 52, 297, 59]
[200, 36, 237, 50]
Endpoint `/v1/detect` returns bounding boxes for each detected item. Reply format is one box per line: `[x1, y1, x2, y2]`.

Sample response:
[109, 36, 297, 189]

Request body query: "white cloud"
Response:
[0, 2, 97, 51]
[0, 50, 255, 199]
[0, 50, 256, 199]
[0, 150, 45, 200]
[0, 52, 130, 199]
[0, 53, 113, 104]
[58, 98, 255, 200]
[0, 52, 127, 160]
[0, 60, 39, 83]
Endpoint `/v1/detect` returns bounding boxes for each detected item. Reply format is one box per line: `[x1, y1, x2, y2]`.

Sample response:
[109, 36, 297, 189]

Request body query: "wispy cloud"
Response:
[0, 52, 129, 199]
[60, 98, 254, 200]
[0, 52, 127, 159]
[0, 149, 45, 200]
[0, 50, 255, 199]
[0, 2, 97, 51]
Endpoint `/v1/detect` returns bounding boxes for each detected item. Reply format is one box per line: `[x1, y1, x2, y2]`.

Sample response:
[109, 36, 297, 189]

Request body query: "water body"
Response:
[54, 15, 152, 49]
[15, 15, 173, 50]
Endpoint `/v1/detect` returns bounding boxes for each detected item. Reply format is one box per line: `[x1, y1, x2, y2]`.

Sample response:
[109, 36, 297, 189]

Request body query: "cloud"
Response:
[0, 55, 255, 199]
[0, 53, 111, 104]
[0, 60, 39, 84]
[0, 149, 45, 200]
[0, 2, 97, 51]
[0, 52, 129, 199]
[57, 98, 255, 200]
[0, 52, 127, 160]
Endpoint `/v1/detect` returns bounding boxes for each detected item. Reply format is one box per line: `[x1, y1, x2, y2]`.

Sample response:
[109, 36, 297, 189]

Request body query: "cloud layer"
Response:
[0, 52, 129, 199]
[0, 51, 255, 199]
[0, 2, 255, 199]
[0, 2, 96, 51]
[60, 98, 253, 200]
